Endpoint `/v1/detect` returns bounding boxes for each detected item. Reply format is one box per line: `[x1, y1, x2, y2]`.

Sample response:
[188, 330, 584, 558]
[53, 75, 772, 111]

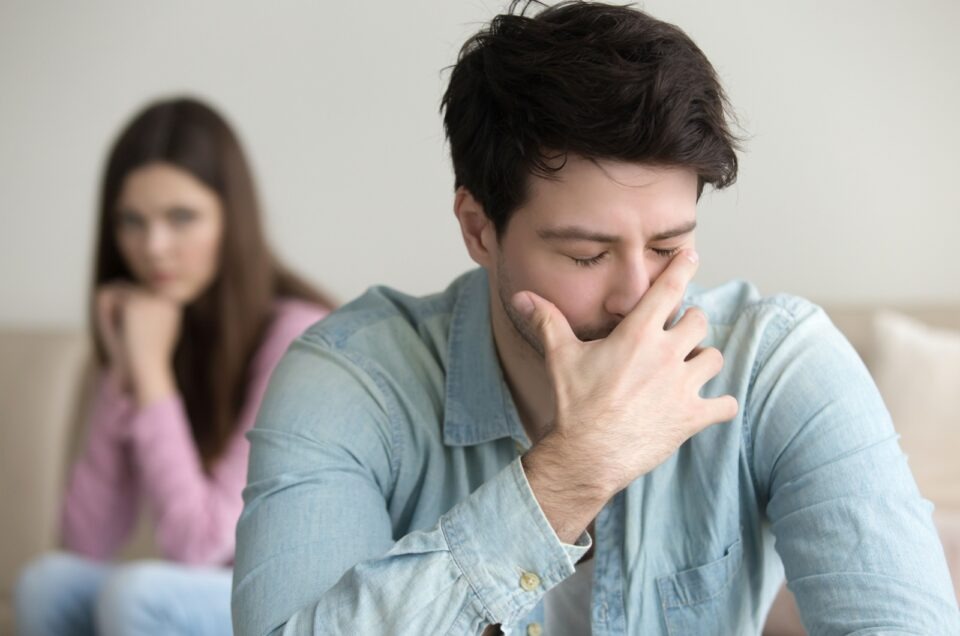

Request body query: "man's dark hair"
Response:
[441, 0, 741, 235]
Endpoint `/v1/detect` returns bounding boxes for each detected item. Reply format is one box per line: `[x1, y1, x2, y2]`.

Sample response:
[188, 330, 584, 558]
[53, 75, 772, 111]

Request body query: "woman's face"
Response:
[114, 162, 224, 304]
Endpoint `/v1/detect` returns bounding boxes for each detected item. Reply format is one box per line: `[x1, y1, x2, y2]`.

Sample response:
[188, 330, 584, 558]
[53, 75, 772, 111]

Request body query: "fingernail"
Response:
[685, 249, 699, 264]
[512, 292, 535, 318]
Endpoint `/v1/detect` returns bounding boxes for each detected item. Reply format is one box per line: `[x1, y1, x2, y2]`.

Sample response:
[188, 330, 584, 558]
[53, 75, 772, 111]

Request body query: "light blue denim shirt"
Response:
[232, 268, 959, 635]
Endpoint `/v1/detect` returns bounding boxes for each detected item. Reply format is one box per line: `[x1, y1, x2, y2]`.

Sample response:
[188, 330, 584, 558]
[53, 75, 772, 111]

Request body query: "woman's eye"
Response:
[570, 252, 607, 267]
[169, 208, 196, 224]
[652, 247, 681, 258]
[116, 212, 145, 229]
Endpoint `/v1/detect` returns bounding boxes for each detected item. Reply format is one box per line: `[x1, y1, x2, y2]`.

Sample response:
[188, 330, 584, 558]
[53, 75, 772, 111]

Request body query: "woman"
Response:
[14, 97, 334, 635]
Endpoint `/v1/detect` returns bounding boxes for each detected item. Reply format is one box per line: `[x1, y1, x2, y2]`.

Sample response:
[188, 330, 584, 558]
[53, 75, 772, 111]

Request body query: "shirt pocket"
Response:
[655, 536, 743, 636]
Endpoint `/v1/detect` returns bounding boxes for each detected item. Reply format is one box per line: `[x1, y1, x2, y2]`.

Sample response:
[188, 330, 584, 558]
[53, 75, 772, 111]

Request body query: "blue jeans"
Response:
[14, 552, 232, 636]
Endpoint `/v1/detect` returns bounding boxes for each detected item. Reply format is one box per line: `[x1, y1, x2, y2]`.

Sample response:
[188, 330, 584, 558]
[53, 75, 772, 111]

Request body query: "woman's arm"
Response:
[127, 302, 327, 566]
[61, 371, 141, 559]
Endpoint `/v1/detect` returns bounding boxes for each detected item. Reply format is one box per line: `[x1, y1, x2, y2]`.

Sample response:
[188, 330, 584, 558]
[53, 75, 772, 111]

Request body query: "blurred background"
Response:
[2, 3, 959, 633]
[1, 0, 957, 329]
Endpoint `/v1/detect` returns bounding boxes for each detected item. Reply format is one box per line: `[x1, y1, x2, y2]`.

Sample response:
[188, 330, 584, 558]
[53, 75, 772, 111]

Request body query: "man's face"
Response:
[491, 156, 699, 356]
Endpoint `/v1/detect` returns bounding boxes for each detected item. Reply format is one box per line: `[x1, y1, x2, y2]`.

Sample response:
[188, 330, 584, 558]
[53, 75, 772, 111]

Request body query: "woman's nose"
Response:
[145, 223, 173, 258]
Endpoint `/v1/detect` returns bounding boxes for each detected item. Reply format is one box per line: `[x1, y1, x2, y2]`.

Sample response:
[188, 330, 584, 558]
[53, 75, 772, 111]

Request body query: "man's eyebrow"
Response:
[648, 220, 697, 242]
[537, 226, 620, 243]
[537, 220, 697, 243]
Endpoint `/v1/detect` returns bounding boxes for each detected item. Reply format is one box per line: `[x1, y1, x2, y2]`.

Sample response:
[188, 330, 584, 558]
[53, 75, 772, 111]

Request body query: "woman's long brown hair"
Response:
[91, 97, 335, 470]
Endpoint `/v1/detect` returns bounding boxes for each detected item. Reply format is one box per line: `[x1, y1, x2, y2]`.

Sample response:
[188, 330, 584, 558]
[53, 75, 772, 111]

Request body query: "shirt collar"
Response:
[443, 268, 529, 447]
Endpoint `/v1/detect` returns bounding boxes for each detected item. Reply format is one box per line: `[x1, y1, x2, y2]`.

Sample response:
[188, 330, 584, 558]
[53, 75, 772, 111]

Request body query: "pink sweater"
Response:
[61, 298, 328, 566]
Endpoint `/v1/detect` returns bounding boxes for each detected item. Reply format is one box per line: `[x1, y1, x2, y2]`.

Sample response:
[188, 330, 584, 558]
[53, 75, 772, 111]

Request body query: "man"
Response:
[232, 2, 959, 634]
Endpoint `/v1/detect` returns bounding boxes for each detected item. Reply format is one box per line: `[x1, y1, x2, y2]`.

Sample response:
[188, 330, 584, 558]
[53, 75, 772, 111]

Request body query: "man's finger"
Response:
[620, 249, 699, 335]
[511, 291, 577, 358]
[669, 306, 709, 357]
[685, 346, 725, 385]
[700, 394, 739, 428]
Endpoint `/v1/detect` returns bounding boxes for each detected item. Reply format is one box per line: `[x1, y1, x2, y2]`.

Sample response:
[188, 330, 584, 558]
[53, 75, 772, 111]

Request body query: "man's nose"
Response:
[604, 259, 652, 318]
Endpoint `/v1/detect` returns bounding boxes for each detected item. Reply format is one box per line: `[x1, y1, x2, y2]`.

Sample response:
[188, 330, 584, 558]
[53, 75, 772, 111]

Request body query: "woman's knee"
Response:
[15, 552, 102, 636]
[16, 551, 92, 606]
[94, 560, 172, 636]
[16, 552, 64, 602]
[95, 560, 234, 636]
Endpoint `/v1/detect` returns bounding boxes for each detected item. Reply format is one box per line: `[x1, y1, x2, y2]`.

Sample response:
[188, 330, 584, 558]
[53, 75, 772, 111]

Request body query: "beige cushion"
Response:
[869, 310, 960, 509]
[0, 330, 158, 634]
[0, 329, 89, 632]
[935, 510, 960, 599]
[826, 305, 960, 367]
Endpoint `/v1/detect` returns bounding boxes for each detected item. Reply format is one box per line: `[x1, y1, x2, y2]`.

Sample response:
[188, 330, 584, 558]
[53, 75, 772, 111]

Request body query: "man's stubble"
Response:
[495, 251, 618, 359]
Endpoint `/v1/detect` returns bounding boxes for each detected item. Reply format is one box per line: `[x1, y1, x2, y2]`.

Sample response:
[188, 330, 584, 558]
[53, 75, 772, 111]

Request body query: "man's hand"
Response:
[515, 249, 738, 543]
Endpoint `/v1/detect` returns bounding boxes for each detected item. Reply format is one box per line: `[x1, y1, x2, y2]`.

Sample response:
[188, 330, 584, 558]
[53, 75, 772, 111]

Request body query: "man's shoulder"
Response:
[685, 279, 843, 369]
[685, 279, 822, 329]
[297, 270, 478, 369]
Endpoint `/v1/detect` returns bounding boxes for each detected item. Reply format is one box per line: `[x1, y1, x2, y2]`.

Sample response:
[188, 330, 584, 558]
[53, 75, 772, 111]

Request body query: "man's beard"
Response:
[496, 255, 618, 358]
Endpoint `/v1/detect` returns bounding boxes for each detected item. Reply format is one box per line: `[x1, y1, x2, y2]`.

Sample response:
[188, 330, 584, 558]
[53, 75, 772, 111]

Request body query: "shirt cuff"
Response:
[441, 456, 591, 626]
[127, 394, 190, 444]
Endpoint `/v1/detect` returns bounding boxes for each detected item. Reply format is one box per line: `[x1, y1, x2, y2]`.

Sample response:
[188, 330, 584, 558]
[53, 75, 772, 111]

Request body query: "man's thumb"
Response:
[510, 291, 574, 352]
[512, 291, 536, 320]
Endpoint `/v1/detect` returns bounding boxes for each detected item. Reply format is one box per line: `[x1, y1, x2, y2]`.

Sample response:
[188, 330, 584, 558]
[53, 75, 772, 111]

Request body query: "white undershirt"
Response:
[544, 557, 594, 635]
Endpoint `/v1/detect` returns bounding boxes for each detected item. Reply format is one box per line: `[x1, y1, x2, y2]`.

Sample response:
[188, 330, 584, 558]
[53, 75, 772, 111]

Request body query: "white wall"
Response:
[1, 0, 957, 328]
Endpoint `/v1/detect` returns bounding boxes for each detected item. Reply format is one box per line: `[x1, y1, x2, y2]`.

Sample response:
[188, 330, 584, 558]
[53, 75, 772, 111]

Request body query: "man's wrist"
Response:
[521, 434, 612, 544]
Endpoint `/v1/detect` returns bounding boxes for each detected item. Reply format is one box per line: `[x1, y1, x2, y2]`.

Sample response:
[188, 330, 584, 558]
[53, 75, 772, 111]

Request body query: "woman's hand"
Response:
[95, 282, 137, 391]
[120, 288, 182, 407]
[96, 281, 182, 405]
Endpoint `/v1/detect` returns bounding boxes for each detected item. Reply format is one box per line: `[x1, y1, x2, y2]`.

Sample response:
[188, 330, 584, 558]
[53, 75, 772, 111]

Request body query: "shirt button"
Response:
[526, 622, 543, 636]
[519, 571, 541, 591]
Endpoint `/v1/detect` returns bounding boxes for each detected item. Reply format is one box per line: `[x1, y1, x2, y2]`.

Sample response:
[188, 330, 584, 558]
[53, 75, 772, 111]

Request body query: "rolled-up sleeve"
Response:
[749, 303, 960, 633]
[232, 335, 589, 636]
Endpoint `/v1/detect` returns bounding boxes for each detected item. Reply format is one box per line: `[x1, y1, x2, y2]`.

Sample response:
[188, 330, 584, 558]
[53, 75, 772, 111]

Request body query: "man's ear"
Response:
[453, 186, 497, 268]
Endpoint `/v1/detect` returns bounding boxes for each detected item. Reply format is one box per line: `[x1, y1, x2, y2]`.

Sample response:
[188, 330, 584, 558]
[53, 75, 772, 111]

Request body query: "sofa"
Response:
[2, 304, 958, 635]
